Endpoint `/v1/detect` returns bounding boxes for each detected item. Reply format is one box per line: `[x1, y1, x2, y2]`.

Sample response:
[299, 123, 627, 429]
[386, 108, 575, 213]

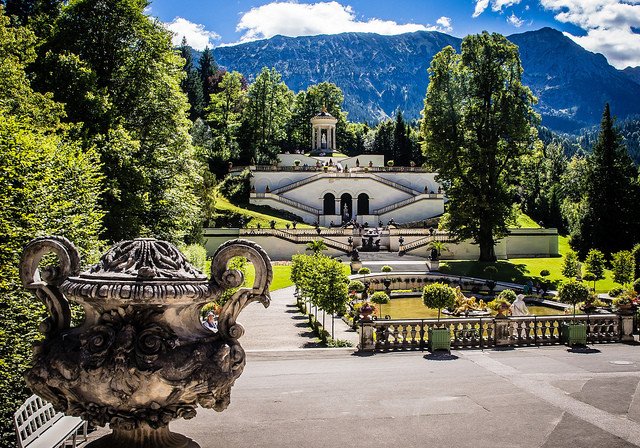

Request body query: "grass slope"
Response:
[215, 195, 313, 229]
[442, 236, 617, 293]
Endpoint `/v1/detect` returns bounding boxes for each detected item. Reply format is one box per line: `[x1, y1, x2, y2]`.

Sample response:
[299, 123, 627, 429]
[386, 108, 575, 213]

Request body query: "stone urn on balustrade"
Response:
[19, 236, 272, 448]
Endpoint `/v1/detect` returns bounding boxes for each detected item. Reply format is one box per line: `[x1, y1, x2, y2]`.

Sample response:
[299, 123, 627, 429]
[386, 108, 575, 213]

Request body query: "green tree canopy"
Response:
[179, 36, 204, 120]
[0, 7, 103, 442]
[584, 249, 606, 289]
[421, 32, 540, 261]
[572, 103, 640, 258]
[205, 70, 247, 173]
[562, 250, 581, 279]
[611, 250, 635, 285]
[239, 67, 293, 164]
[35, 0, 203, 243]
[286, 81, 348, 153]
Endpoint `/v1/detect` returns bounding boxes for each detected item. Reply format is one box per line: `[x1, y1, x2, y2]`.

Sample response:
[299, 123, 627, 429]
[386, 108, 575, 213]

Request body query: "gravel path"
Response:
[239, 285, 359, 351]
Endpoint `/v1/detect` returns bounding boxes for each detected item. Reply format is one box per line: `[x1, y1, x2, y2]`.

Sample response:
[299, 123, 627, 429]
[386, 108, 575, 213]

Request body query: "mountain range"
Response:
[211, 27, 640, 133]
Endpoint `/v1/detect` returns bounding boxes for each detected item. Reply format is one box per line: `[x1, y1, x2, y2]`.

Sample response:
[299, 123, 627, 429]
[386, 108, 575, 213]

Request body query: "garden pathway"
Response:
[239, 285, 360, 351]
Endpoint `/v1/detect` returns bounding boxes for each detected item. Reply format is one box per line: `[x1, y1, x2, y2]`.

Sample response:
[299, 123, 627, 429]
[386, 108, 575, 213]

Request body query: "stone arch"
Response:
[340, 193, 352, 222]
[357, 193, 370, 215]
[323, 193, 336, 215]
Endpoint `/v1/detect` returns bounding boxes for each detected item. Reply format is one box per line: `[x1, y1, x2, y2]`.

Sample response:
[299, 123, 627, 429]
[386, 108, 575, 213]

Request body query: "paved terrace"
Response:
[86, 284, 640, 447]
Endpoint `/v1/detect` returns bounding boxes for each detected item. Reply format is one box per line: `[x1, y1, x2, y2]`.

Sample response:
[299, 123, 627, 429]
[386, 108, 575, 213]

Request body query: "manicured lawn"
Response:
[241, 258, 351, 292]
[243, 264, 292, 291]
[441, 236, 618, 293]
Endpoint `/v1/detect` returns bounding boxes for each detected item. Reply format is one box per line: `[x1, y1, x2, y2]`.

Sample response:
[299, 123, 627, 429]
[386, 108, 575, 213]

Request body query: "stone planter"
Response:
[561, 322, 587, 346]
[615, 304, 636, 316]
[19, 236, 272, 448]
[360, 303, 375, 322]
[428, 327, 451, 353]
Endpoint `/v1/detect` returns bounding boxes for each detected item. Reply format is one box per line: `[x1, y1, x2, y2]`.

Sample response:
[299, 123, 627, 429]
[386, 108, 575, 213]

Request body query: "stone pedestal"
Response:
[494, 318, 512, 346]
[426, 260, 440, 271]
[359, 323, 375, 351]
[620, 315, 635, 342]
[350, 260, 362, 274]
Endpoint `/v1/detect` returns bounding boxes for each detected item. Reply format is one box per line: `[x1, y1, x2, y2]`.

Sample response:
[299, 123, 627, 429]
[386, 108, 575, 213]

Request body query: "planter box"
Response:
[561, 322, 587, 346]
[428, 327, 451, 353]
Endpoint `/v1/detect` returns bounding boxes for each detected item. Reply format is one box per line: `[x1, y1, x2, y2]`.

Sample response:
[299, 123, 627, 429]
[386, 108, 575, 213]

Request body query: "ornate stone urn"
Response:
[19, 236, 272, 447]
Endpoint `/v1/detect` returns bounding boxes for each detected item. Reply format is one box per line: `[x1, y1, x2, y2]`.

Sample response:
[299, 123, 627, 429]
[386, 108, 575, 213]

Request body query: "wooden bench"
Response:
[14, 395, 88, 448]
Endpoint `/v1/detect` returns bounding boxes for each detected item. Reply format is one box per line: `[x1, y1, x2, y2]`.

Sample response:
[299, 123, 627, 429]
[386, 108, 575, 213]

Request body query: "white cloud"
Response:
[473, 0, 521, 17]
[234, 1, 451, 42]
[492, 0, 522, 11]
[540, 0, 640, 68]
[437, 16, 453, 32]
[473, 0, 490, 17]
[507, 12, 525, 27]
[165, 17, 220, 50]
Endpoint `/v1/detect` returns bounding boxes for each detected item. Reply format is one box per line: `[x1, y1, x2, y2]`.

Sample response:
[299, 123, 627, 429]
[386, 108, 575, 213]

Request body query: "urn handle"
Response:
[210, 239, 273, 339]
[19, 236, 81, 334]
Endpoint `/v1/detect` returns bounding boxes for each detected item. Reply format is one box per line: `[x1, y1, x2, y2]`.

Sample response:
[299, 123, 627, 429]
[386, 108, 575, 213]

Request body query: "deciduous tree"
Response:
[421, 32, 539, 261]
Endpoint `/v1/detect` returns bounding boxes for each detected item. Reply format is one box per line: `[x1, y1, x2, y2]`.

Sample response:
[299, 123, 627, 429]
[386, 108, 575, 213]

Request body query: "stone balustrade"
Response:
[359, 314, 627, 352]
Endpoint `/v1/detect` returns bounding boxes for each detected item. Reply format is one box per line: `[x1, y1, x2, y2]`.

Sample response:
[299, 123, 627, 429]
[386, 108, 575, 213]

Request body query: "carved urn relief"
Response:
[19, 237, 272, 447]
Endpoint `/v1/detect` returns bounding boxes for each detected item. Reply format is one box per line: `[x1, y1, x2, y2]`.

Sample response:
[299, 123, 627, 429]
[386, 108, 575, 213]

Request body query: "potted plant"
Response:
[558, 280, 590, 346]
[489, 298, 511, 318]
[422, 283, 456, 353]
[294, 159, 301, 167]
[613, 296, 635, 315]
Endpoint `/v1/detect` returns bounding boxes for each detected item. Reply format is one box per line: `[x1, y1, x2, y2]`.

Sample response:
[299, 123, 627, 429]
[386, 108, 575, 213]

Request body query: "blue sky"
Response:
[150, 0, 640, 68]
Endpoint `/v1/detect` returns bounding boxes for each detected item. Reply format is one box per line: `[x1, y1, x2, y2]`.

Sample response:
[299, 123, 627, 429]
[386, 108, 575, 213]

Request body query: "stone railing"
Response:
[367, 173, 420, 196]
[391, 228, 442, 236]
[398, 232, 452, 255]
[233, 165, 431, 173]
[239, 228, 352, 253]
[359, 314, 623, 352]
[251, 192, 321, 214]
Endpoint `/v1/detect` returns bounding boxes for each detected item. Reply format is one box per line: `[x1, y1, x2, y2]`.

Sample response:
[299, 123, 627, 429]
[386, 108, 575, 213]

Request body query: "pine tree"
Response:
[198, 46, 217, 109]
[179, 36, 204, 120]
[573, 103, 640, 257]
[392, 110, 411, 166]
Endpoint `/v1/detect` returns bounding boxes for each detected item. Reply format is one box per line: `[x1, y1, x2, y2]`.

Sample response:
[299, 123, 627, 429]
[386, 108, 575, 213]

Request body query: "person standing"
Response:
[202, 311, 218, 332]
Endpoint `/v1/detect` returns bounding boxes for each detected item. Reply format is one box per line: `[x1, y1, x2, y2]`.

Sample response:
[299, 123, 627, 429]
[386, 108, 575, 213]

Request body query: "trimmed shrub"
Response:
[370, 291, 390, 305]
[348, 280, 365, 293]
[558, 281, 590, 316]
[422, 283, 456, 321]
[381, 265, 393, 272]
[358, 267, 371, 275]
[497, 289, 517, 303]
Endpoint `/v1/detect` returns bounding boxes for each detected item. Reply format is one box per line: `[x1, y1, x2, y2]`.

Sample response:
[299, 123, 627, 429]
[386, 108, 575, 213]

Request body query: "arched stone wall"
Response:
[323, 193, 336, 215]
